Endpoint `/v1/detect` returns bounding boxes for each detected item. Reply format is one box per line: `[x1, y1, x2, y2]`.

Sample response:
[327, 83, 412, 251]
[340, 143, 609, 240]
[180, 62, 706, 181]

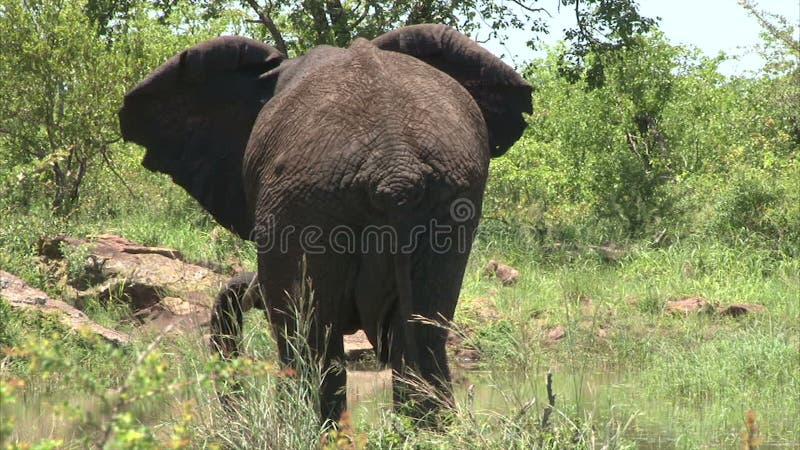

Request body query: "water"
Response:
[7, 367, 796, 448]
[7, 387, 100, 443]
[346, 367, 798, 449]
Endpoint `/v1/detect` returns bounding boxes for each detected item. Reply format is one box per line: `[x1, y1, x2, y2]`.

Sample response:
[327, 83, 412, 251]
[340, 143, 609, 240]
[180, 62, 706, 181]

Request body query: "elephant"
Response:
[118, 24, 531, 423]
[209, 271, 260, 359]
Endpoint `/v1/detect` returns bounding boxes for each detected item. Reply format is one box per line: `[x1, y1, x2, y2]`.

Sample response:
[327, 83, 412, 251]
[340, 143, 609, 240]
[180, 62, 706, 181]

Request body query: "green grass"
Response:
[1, 186, 798, 449]
[459, 229, 799, 449]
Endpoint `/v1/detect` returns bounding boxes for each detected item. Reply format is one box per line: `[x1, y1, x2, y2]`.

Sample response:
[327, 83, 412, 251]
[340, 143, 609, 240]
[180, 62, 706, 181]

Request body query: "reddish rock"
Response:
[446, 329, 460, 344]
[37, 234, 230, 328]
[0, 270, 130, 345]
[160, 296, 204, 316]
[343, 330, 374, 361]
[484, 260, 520, 286]
[665, 297, 714, 314]
[445, 328, 481, 368]
[548, 325, 566, 341]
[347, 369, 391, 404]
[454, 348, 481, 367]
[462, 296, 500, 321]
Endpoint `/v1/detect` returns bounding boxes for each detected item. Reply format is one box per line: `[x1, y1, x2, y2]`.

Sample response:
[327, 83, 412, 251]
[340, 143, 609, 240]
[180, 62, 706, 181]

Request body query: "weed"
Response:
[741, 409, 762, 450]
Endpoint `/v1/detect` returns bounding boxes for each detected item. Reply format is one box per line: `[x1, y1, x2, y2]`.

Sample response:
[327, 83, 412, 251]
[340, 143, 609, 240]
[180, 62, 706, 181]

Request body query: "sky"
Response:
[481, 0, 800, 76]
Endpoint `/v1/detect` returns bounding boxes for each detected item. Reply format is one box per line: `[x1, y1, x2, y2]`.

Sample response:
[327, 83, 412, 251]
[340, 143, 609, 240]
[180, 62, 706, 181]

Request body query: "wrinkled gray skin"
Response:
[119, 24, 531, 423]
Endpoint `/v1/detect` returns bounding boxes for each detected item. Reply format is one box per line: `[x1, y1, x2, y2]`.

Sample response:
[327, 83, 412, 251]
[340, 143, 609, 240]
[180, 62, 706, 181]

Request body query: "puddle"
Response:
[346, 367, 798, 449]
[347, 369, 392, 409]
[6, 366, 796, 448]
[6, 387, 101, 443]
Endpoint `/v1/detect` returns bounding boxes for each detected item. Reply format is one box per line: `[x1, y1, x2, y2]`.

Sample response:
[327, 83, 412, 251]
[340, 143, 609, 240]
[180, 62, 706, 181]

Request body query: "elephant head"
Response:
[119, 25, 531, 240]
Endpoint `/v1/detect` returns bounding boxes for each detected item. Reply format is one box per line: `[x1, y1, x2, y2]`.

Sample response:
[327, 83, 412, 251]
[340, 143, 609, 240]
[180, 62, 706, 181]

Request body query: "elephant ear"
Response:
[373, 24, 532, 157]
[119, 36, 285, 240]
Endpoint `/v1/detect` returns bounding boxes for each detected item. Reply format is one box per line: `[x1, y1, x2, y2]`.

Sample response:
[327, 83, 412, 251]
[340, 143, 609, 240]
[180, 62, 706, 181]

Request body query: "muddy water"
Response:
[7, 388, 100, 443]
[346, 368, 623, 424]
[346, 368, 796, 450]
[347, 369, 392, 407]
[7, 368, 795, 448]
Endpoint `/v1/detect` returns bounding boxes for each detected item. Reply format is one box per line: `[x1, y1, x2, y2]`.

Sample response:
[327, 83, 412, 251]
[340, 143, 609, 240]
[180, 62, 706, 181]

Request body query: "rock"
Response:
[224, 256, 245, 275]
[347, 369, 391, 404]
[484, 260, 520, 286]
[445, 328, 482, 369]
[590, 241, 627, 262]
[719, 303, 767, 317]
[0, 270, 130, 345]
[665, 297, 714, 314]
[446, 329, 464, 347]
[547, 324, 566, 341]
[38, 234, 231, 328]
[665, 298, 767, 318]
[342, 327, 484, 370]
[446, 329, 480, 369]
[160, 296, 204, 316]
[453, 348, 481, 369]
[462, 296, 500, 322]
[343, 330, 374, 362]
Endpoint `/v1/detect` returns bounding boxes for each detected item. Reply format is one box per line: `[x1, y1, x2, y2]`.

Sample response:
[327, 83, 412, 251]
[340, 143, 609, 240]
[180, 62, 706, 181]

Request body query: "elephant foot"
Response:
[391, 370, 455, 429]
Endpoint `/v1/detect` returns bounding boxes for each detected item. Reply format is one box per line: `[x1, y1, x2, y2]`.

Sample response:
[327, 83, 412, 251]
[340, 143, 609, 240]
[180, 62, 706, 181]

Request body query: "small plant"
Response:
[0, 377, 23, 446]
[637, 289, 663, 314]
[742, 409, 762, 450]
[62, 242, 88, 279]
[319, 411, 367, 450]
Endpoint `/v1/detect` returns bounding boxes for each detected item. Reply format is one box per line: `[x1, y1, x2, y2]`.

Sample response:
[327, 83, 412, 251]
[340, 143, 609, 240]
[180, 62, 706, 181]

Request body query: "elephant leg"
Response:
[390, 239, 473, 423]
[259, 252, 352, 424]
[389, 308, 454, 421]
[316, 330, 346, 423]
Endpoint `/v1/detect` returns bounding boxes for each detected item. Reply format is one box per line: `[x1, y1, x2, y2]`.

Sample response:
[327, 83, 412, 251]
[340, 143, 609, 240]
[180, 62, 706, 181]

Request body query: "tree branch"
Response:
[325, 0, 351, 46]
[574, 0, 599, 46]
[349, 0, 370, 29]
[304, 0, 332, 45]
[739, 0, 800, 54]
[507, 0, 551, 17]
[540, 369, 556, 429]
[100, 144, 138, 200]
[244, 0, 288, 54]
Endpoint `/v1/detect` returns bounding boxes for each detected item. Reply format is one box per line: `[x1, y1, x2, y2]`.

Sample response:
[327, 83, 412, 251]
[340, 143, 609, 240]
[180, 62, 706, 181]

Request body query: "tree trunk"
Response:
[326, 0, 351, 47]
[304, 0, 332, 45]
[244, 0, 288, 54]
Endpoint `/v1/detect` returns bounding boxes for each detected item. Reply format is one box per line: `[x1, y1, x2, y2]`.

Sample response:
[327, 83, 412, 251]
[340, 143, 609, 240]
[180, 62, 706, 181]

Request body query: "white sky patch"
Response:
[480, 0, 800, 76]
